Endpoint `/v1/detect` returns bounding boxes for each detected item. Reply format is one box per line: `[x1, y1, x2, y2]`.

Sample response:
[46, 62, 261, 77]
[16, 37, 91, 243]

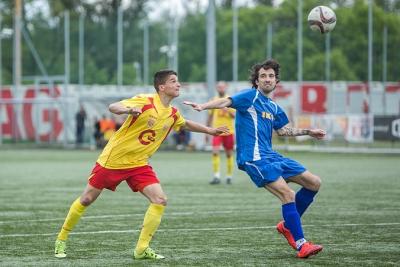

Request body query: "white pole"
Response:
[267, 23, 272, 59]
[325, 33, 331, 82]
[13, 0, 22, 142]
[232, 0, 238, 84]
[64, 11, 70, 146]
[117, 6, 123, 88]
[143, 19, 149, 85]
[13, 0, 22, 91]
[79, 12, 85, 88]
[206, 0, 216, 99]
[297, 0, 303, 84]
[382, 0, 387, 116]
[367, 0, 373, 113]
[173, 17, 179, 72]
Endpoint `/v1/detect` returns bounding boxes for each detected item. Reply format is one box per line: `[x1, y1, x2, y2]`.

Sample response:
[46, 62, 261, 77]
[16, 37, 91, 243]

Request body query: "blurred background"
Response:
[0, 0, 399, 152]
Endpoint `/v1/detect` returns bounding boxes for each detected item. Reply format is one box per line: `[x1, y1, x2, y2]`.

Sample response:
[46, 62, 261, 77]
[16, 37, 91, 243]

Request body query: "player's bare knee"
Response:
[310, 175, 321, 191]
[281, 189, 296, 203]
[80, 196, 93, 206]
[151, 195, 168, 206]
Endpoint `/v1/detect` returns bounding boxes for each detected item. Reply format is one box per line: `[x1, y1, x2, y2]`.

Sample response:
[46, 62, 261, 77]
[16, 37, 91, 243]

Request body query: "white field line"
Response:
[0, 210, 260, 224]
[2, 207, 399, 225]
[1, 222, 399, 238]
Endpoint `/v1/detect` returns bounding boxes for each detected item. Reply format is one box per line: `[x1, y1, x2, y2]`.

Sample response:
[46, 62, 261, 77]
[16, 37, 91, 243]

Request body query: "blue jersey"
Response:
[230, 88, 289, 168]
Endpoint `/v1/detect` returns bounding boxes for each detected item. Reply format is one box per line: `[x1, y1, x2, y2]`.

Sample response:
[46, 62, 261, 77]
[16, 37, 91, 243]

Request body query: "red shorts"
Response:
[212, 134, 234, 150]
[88, 163, 159, 192]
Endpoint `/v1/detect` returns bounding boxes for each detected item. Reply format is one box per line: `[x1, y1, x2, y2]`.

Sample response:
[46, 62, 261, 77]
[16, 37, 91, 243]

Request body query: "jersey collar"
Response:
[153, 93, 171, 110]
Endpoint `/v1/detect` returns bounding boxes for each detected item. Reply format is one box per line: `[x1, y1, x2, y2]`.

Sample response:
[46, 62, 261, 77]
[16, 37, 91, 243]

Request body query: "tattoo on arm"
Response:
[276, 126, 310, 136]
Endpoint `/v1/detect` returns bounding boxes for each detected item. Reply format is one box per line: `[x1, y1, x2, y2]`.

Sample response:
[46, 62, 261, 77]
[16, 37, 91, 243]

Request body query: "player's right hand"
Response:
[183, 101, 204, 111]
[126, 107, 142, 117]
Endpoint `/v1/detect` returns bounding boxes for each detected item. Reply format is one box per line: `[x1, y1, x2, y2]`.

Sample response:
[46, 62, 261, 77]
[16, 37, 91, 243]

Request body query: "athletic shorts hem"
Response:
[243, 157, 306, 187]
[87, 163, 160, 192]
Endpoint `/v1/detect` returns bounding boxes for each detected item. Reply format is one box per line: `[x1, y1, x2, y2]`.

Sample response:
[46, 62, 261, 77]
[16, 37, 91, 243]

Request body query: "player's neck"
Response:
[257, 89, 271, 98]
[158, 93, 173, 108]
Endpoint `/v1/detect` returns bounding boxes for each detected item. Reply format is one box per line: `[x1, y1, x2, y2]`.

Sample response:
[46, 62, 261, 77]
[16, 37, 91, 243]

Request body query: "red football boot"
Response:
[297, 242, 323, 258]
[276, 221, 297, 250]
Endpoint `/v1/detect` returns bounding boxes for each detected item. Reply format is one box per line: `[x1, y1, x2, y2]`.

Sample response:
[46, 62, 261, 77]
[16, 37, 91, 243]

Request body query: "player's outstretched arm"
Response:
[109, 102, 142, 117]
[276, 126, 326, 140]
[183, 98, 232, 111]
[183, 120, 230, 136]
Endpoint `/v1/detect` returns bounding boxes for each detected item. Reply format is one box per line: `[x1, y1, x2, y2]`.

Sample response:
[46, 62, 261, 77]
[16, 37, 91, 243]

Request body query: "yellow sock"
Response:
[57, 197, 86, 241]
[227, 155, 234, 177]
[135, 203, 165, 254]
[212, 154, 220, 175]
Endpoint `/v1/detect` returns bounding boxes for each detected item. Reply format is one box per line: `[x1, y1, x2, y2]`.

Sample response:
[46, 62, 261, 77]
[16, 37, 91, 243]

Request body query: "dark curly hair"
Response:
[249, 59, 280, 88]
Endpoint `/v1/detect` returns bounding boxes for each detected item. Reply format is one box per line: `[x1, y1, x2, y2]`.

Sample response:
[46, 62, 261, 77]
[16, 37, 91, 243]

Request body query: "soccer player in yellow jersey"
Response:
[54, 70, 229, 260]
[207, 81, 236, 185]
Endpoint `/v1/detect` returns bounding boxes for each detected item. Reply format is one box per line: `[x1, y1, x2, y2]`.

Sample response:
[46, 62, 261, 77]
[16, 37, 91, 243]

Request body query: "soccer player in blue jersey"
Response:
[184, 59, 326, 258]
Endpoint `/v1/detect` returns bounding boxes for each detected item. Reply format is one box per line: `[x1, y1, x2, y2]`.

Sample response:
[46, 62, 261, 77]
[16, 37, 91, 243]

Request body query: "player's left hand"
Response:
[309, 129, 326, 139]
[211, 126, 230, 136]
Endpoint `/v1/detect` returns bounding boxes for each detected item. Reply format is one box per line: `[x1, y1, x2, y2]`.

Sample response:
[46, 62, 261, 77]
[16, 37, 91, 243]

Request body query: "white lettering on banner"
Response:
[373, 125, 389, 132]
[0, 102, 6, 125]
[308, 88, 318, 103]
[392, 119, 400, 138]
[301, 84, 327, 113]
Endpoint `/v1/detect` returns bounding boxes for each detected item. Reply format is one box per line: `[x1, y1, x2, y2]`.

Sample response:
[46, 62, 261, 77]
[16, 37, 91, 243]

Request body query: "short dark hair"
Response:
[249, 59, 280, 88]
[153, 70, 178, 92]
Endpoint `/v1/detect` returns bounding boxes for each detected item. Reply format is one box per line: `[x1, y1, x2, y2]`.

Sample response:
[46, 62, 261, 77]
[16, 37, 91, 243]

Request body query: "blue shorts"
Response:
[243, 156, 306, 187]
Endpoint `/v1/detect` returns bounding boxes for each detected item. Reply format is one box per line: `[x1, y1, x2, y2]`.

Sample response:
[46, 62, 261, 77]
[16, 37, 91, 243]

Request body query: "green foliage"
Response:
[85, 57, 109, 84]
[1, 0, 400, 85]
[178, 13, 206, 82]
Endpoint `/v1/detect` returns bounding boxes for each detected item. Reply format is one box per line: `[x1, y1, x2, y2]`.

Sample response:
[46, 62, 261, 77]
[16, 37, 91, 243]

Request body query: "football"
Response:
[307, 6, 337, 34]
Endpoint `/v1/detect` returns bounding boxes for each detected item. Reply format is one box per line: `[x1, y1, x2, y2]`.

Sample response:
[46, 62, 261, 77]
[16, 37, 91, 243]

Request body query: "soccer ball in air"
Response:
[307, 6, 336, 34]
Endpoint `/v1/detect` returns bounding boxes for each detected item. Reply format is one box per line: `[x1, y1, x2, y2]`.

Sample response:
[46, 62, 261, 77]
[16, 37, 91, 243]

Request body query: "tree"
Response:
[2, 0, 400, 85]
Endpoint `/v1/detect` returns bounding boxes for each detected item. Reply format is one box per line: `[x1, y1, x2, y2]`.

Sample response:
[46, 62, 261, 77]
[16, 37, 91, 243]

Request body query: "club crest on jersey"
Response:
[138, 129, 156, 145]
[162, 124, 170, 131]
[262, 112, 274, 120]
[147, 116, 157, 128]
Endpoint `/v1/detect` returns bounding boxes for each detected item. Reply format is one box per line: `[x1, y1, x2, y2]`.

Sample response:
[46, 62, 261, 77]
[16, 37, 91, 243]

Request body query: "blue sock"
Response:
[284, 188, 317, 229]
[282, 202, 304, 245]
[295, 187, 318, 217]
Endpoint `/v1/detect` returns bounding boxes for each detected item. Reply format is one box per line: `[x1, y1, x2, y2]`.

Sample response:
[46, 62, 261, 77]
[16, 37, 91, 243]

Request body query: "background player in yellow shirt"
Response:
[54, 70, 229, 260]
[207, 81, 236, 185]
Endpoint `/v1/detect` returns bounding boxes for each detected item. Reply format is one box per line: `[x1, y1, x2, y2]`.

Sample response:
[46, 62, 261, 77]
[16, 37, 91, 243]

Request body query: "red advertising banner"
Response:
[301, 84, 327, 113]
[0, 88, 20, 138]
[0, 87, 63, 141]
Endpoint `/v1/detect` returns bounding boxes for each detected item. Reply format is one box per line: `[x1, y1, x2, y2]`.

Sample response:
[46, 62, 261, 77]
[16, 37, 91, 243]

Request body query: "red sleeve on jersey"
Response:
[142, 97, 156, 113]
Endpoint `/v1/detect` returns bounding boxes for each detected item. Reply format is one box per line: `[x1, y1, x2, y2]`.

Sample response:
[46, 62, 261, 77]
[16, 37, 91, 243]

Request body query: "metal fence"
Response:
[1, 81, 399, 152]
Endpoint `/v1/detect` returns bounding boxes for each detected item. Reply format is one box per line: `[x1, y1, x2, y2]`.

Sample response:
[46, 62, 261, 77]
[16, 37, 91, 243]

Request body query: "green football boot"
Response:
[134, 247, 165, 260]
[54, 239, 67, 258]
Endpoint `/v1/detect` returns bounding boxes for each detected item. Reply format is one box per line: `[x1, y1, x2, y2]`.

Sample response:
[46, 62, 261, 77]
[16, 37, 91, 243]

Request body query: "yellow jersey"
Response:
[209, 96, 235, 134]
[97, 93, 186, 169]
